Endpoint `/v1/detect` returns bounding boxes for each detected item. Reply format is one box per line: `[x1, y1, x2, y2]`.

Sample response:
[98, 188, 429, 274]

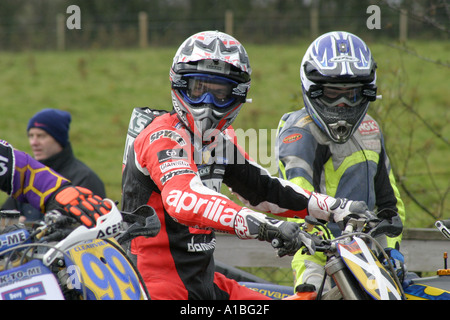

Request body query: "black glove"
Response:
[234, 208, 313, 257]
[271, 229, 316, 257]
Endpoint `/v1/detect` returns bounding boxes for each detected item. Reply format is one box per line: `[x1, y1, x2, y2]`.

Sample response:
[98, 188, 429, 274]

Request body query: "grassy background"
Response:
[0, 40, 448, 229]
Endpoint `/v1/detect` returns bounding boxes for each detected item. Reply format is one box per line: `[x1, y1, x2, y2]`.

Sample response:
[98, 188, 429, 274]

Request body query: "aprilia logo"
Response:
[166, 190, 237, 228]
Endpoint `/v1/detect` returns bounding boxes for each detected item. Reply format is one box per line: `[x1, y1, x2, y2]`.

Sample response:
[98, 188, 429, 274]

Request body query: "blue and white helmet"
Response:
[300, 31, 377, 143]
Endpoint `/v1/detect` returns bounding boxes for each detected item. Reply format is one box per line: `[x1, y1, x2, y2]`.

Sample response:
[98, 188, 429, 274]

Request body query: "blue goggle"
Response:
[173, 73, 246, 108]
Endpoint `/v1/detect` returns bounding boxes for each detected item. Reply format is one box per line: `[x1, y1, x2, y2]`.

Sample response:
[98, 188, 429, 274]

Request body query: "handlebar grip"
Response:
[440, 220, 450, 229]
[39, 229, 73, 243]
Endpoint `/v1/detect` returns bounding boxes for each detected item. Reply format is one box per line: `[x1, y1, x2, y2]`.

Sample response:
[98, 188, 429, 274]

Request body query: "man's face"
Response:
[28, 128, 63, 161]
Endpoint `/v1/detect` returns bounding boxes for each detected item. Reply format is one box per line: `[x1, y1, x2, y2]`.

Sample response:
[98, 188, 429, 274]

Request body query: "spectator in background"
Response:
[1, 108, 106, 221]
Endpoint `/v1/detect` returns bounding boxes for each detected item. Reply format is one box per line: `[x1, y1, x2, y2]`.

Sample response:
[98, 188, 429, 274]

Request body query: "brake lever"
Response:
[121, 205, 156, 224]
[117, 205, 161, 245]
[368, 214, 403, 238]
[43, 199, 123, 266]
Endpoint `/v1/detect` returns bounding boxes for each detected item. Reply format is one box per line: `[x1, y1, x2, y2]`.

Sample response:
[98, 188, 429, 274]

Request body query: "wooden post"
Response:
[310, 3, 319, 39]
[225, 10, 233, 35]
[56, 13, 65, 51]
[139, 12, 148, 48]
[399, 9, 408, 42]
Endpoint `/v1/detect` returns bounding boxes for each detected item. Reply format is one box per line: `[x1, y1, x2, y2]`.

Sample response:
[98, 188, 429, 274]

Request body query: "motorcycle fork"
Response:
[325, 257, 369, 300]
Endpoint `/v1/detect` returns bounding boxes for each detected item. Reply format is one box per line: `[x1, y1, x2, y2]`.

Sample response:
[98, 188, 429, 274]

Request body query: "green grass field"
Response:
[0, 39, 448, 229]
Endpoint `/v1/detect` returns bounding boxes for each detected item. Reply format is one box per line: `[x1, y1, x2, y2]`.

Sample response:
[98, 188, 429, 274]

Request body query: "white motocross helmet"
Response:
[300, 31, 378, 143]
[170, 31, 251, 143]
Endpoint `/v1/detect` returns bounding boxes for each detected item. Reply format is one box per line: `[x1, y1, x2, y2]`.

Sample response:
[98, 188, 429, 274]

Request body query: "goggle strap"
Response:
[308, 85, 323, 99]
[172, 79, 188, 90]
[362, 85, 377, 101]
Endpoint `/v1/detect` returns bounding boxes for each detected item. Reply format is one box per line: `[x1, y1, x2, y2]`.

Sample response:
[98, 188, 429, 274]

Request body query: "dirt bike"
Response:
[241, 215, 450, 300]
[278, 213, 407, 300]
[0, 201, 160, 300]
[238, 212, 402, 300]
[401, 219, 450, 300]
[270, 212, 407, 300]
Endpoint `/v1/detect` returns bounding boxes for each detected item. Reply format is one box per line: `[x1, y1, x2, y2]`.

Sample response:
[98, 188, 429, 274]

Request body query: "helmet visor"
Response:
[179, 73, 242, 108]
[318, 85, 365, 107]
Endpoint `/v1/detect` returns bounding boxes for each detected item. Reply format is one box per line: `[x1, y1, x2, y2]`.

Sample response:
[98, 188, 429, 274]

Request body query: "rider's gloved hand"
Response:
[274, 230, 315, 257]
[307, 192, 370, 229]
[53, 186, 112, 228]
[234, 208, 312, 257]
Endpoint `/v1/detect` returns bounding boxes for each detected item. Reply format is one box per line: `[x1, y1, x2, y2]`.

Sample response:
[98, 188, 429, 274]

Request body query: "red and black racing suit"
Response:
[121, 111, 312, 300]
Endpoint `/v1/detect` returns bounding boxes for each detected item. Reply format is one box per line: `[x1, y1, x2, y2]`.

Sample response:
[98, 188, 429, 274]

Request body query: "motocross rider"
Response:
[0, 139, 111, 228]
[276, 31, 406, 291]
[121, 30, 371, 300]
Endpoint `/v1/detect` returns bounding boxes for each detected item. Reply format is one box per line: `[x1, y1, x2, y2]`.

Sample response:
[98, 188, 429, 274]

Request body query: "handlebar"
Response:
[43, 199, 124, 266]
[435, 220, 450, 239]
[117, 204, 160, 244]
[0, 201, 161, 266]
[298, 211, 403, 254]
